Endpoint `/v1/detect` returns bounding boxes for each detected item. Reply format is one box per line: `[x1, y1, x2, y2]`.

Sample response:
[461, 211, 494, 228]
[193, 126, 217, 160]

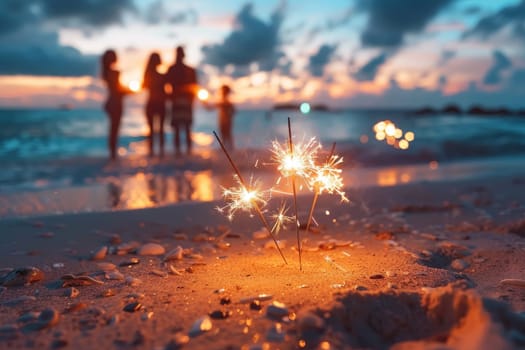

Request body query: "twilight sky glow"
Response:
[1, 0, 524, 109]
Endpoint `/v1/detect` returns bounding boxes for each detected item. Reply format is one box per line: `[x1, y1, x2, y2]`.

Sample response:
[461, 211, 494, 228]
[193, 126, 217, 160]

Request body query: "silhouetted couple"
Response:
[101, 46, 197, 160]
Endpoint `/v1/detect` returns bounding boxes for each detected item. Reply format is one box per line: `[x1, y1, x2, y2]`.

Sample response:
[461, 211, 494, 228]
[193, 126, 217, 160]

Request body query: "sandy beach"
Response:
[1, 166, 524, 349]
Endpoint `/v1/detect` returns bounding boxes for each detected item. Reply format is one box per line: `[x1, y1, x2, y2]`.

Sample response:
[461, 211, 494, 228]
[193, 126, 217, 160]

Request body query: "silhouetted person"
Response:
[142, 52, 166, 157]
[166, 46, 197, 156]
[101, 49, 130, 161]
[205, 85, 236, 150]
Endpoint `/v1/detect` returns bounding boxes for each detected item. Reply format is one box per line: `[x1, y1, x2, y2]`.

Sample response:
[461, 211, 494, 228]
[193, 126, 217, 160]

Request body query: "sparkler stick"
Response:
[287, 118, 302, 270]
[213, 131, 288, 265]
[305, 142, 336, 233]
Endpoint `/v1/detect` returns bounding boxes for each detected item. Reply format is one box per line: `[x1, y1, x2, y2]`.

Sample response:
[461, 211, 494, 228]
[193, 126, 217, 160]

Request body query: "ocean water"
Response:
[1, 106, 525, 217]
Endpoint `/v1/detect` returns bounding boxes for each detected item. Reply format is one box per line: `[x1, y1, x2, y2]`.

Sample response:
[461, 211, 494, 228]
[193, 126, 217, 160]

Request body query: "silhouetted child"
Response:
[206, 85, 235, 150]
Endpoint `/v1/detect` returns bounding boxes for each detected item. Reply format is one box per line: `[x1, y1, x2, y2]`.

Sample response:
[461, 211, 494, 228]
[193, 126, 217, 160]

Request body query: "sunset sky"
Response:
[1, 0, 524, 109]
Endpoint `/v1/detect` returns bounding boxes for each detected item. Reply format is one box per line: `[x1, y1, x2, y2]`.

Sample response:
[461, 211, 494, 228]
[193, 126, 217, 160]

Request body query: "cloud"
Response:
[144, 0, 197, 25]
[40, 0, 135, 27]
[308, 44, 337, 77]
[437, 49, 456, 66]
[357, 0, 453, 47]
[464, 0, 525, 40]
[353, 52, 388, 81]
[483, 50, 512, 85]
[0, 1, 39, 36]
[0, 29, 97, 76]
[201, 3, 285, 73]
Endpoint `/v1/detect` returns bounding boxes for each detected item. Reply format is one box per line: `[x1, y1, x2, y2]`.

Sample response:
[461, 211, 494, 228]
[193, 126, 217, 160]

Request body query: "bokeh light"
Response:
[300, 102, 311, 114]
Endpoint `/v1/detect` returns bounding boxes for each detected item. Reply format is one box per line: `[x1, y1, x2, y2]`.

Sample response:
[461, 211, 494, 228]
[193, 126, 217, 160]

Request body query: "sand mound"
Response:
[301, 283, 525, 350]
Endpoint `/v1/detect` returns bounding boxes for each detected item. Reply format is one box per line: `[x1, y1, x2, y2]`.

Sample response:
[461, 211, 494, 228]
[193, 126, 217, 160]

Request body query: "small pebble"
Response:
[369, 274, 385, 279]
[354, 285, 368, 291]
[123, 302, 143, 313]
[209, 310, 231, 319]
[1, 266, 44, 287]
[64, 287, 79, 298]
[97, 262, 117, 271]
[500, 279, 525, 288]
[250, 300, 262, 311]
[100, 289, 116, 298]
[450, 259, 469, 271]
[125, 276, 142, 287]
[151, 269, 168, 278]
[119, 258, 140, 267]
[220, 297, 231, 305]
[189, 316, 212, 336]
[266, 301, 289, 319]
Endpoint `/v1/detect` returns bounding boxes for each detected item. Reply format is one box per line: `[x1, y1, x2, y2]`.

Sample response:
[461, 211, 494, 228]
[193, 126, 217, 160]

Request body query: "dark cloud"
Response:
[353, 52, 388, 81]
[464, 0, 525, 40]
[41, 0, 135, 27]
[483, 50, 512, 85]
[357, 0, 453, 47]
[0, 29, 97, 76]
[307, 6, 352, 40]
[201, 3, 285, 72]
[308, 44, 337, 77]
[0, 1, 39, 36]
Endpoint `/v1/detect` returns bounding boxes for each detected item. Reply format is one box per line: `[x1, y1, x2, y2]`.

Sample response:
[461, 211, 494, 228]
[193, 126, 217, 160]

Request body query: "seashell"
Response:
[151, 269, 168, 278]
[240, 294, 273, 304]
[168, 265, 183, 276]
[164, 246, 184, 261]
[136, 243, 165, 256]
[90, 246, 108, 261]
[116, 241, 140, 255]
[105, 271, 125, 280]
[500, 279, 525, 287]
[61, 274, 104, 287]
[1, 266, 44, 287]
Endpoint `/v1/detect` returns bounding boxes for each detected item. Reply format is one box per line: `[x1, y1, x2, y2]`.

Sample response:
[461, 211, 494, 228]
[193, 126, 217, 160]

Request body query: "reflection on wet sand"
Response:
[107, 170, 215, 210]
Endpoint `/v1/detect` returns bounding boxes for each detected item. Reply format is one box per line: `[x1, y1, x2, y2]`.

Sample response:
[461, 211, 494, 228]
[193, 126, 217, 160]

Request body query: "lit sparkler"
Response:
[305, 143, 349, 233]
[213, 131, 288, 264]
[270, 118, 321, 270]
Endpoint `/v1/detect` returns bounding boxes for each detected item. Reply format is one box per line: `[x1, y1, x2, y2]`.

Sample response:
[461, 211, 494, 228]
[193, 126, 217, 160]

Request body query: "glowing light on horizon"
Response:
[373, 120, 415, 150]
[300, 102, 311, 114]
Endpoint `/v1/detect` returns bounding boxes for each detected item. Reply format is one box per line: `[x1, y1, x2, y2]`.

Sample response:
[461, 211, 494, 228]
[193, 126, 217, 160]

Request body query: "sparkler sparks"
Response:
[270, 202, 294, 235]
[217, 175, 270, 221]
[271, 136, 321, 181]
[309, 154, 348, 202]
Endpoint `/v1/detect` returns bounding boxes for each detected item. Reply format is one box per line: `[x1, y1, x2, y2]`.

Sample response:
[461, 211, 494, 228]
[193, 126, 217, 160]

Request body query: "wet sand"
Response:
[1, 170, 525, 349]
